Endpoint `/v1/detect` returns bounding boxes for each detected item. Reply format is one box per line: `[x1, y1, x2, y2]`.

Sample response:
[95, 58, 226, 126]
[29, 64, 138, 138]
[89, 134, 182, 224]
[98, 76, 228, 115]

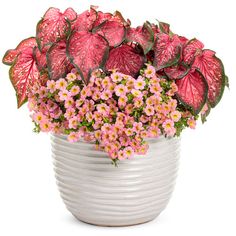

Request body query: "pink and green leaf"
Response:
[36, 7, 71, 51]
[47, 40, 72, 80]
[71, 6, 97, 31]
[164, 63, 190, 80]
[176, 69, 208, 115]
[93, 20, 125, 47]
[67, 31, 109, 83]
[126, 22, 154, 54]
[193, 49, 226, 107]
[9, 48, 40, 108]
[105, 44, 145, 77]
[63, 7, 77, 22]
[182, 38, 204, 65]
[33, 46, 48, 71]
[2, 37, 36, 65]
[153, 33, 181, 70]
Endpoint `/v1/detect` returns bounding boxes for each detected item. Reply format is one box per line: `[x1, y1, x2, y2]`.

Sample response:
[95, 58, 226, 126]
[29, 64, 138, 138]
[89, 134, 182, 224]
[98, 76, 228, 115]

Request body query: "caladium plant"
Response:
[2, 6, 227, 122]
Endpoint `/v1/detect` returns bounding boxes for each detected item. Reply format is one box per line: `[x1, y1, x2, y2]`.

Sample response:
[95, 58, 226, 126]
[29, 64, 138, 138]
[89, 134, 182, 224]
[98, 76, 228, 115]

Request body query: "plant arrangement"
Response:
[2, 6, 228, 163]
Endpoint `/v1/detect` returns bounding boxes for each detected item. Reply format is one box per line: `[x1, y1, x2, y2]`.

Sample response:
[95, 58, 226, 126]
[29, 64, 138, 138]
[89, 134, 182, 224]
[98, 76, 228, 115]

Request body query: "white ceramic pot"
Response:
[51, 134, 180, 226]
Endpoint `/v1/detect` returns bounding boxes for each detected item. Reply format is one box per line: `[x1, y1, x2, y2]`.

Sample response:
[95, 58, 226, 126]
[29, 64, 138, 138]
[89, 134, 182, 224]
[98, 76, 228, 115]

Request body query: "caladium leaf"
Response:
[93, 11, 112, 27]
[63, 7, 77, 21]
[47, 40, 72, 80]
[193, 49, 226, 107]
[71, 6, 97, 31]
[164, 63, 190, 79]
[183, 38, 204, 65]
[2, 37, 36, 65]
[158, 21, 171, 34]
[93, 20, 125, 47]
[105, 44, 145, 77]
[201, 102, 211, 123]
[67, 31, 109, 83]
[33, 46, 48, 71]
[126, 22, 154, 54]
[9, 47, 40, 108]
[36, 7, 72, 51]
[176, 69, 208, 115]
[153, 33, 181, 70]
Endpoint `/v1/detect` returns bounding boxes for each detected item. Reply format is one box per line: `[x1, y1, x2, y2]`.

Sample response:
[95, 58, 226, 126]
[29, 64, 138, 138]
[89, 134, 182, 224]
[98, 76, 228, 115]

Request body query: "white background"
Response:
[0, 0, 235, 235]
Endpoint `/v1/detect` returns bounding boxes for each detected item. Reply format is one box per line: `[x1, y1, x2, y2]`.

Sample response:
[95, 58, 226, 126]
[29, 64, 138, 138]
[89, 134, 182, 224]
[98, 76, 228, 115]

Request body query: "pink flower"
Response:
[67, 132, 79, 142]
[70, 85, 80, 96]
[68, 116, 79, 129]
[101, 90, 112, 100]
[101, 77, 111, 88]
[150, 84, 162, 94]
[33, 112, 44, 123]
[131, 89, 142, 98]
[118, 96, 128, 108]
[111, 72, 123, 82]
[46, 100, 57, 112]
[64, 108, 75, 120]
[134, 77, 146, 90]
[144, 65, 156, 78]
[65, 97, 74, 108]
[115, 84, 127, 96]
[39, 120, 51, 132]
[123, 147, 134, 159]
[125, 128, 134, 136]
[66, 72, 77, 82]
[75, 99, 84, 108]
[170, 111, 181, 122]
[144, 105, 155, 116]
[56, 78, 67, 90]
[38, 87, 47, 98]
[133, 122, 143, 133]
[59, 90, 71, 101]
[134, 98, 143, 108]
[162, 119, 175, 134]
[97, 103, 109, 115]
[117, 150, 126, 160]
[148, 127, 161, 137]
[187, 118, 196, 129]
[46, 80, 56, 93]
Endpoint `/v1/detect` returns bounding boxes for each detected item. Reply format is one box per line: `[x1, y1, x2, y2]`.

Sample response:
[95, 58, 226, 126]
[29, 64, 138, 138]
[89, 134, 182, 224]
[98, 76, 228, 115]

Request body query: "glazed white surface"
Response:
[51, 134, 180, 226]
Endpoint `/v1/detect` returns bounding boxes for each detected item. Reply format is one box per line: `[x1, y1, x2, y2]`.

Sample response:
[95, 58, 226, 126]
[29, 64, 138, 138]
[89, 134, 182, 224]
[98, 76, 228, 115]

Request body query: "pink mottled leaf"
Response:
[176, 69, 208, 115]
[164, 64, 190, 79]
[183, 38, 204, 64]
[71, 6, 97, 31]
[63, 7, 77, 21]
[126, 22, 154, 54]
[47, 40, 72, 80]
[105, 44, 144, 77]
[2, 37, 36, 65]
[67, 31, 109, 83]
[153, 33, 181, 70]
[9, 47, 40, 108]
[36, 7, 71, 51]
[193, 49, 226, 107]
[94, 20, 125, 47]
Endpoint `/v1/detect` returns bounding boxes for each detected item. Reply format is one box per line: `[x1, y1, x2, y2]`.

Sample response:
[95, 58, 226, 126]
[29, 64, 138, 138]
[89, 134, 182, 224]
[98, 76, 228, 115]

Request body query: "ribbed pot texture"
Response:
[51, 134, 180, 226]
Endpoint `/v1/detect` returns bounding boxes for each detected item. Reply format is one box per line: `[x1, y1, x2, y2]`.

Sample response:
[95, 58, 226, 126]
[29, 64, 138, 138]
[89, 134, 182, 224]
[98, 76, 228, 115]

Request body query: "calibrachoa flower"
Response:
[29, 65, 199, 163]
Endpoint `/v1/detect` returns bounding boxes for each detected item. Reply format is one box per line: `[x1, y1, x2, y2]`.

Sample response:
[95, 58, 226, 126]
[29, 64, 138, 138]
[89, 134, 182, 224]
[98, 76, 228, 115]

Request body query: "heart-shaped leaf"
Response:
[126, 22, 154, 54]
[71, 6, 97, 31]
[47, 40, 73, 80]
[36, 7, 72, 51]
[33, 46, 48, 71]
[183, 38, 204, 65]
[176, 69, 208, 115]
[93, 20, 125, 47]
[67, 31, 109, 83]
[63, 7, 77, 22]
[153, 33, 181, 70]
[164, 63, 190, 80]
[9, 47, 40, 108]
[93, 11, 112, 27]
[158, 21, 170, 34]
[193, 49, 226, 107]
[105, 44, 145, 77]
[2, 37, 36, 65]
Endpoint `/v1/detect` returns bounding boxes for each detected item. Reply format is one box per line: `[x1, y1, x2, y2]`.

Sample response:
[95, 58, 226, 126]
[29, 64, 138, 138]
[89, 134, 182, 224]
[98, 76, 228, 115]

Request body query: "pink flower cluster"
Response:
[28, 65, 196, 161]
